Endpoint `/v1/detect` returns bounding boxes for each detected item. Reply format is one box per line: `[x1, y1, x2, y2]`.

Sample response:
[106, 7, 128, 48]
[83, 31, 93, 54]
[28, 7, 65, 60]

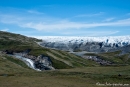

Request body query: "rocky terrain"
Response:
[2, 49, 54, 71]
[70, 51, 112, 65]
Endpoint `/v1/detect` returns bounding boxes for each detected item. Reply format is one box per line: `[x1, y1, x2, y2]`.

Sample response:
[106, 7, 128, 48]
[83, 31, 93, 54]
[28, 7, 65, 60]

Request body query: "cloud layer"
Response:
[0, 8, 130, 36]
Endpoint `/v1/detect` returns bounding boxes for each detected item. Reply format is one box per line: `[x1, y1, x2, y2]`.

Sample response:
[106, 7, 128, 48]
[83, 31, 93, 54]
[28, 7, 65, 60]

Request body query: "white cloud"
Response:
[0, 10, 130, 36]
[0, 13, 130, 31]
[127, 13, 130, 15]
[1, 11, 130, 31]
[59, 30, 119, 36]
[0, 28, 9, 31]
[18, 18, 130, 31]
[75, 12, 104, 17]
[27, 10, 44, 14]
[90, 31, 119, 36]
[31, 30, 119, 37]
[103, 18, 115, 22]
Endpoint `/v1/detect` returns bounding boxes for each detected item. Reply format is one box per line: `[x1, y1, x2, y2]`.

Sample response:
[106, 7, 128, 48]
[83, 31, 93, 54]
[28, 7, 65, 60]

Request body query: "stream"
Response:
[11, 54, 41, 71]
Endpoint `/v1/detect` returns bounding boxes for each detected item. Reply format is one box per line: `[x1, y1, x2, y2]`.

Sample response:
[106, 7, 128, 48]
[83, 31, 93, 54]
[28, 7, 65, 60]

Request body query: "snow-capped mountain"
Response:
[37, 36, 130, 52]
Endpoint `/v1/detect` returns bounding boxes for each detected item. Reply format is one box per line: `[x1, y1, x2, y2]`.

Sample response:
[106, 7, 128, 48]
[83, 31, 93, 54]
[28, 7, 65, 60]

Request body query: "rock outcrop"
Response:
[3, 50, 54, 71]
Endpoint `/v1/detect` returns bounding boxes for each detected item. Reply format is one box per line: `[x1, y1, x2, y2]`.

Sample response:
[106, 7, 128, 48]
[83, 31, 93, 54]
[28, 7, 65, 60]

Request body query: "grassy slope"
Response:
[0, 54, 130, 87]
[85, 51, 130, 65]
[0, 31, 98, 69]
[0, 54, 32, 73]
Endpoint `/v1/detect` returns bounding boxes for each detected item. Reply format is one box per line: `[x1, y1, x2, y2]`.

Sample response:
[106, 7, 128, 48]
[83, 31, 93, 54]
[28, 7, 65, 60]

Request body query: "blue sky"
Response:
[0, 0, 130, 36]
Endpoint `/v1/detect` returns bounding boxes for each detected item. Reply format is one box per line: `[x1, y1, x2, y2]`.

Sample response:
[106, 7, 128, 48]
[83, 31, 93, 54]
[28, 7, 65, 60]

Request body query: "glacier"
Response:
[36, 36, 130, 52]
[36, 36, 130, 44]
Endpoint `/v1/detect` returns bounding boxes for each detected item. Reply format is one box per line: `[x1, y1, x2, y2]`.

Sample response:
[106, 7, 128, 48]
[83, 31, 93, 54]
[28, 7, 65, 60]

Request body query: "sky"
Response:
[0, 0, 130, 37]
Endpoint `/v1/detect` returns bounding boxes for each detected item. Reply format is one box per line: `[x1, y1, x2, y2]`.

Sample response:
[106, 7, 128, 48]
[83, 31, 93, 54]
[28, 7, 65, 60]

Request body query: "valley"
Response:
[0, 31, 130, 87]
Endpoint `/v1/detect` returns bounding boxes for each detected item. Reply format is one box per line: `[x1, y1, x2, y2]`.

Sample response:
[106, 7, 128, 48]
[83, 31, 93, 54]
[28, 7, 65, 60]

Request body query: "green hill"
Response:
[0, 31, 98, 69]
[85, 51, 130, 65]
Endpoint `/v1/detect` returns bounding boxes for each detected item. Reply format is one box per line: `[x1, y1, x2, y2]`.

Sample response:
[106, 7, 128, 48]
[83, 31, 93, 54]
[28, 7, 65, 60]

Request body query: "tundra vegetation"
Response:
[0, 31, 130, 87]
